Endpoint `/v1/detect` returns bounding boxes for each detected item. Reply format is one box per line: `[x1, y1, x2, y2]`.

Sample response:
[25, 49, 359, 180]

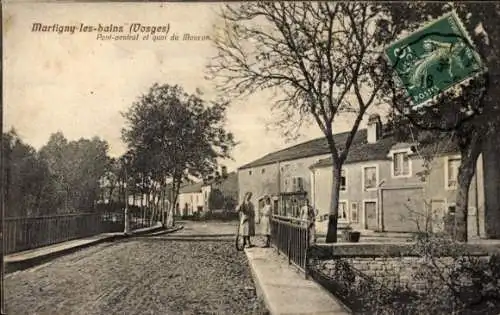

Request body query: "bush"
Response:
[309, 234, 500, 314]
[177, 211, 239, 222]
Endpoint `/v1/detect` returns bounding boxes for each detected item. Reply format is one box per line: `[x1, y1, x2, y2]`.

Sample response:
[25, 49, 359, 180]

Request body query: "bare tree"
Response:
[208, 2, 392, 242]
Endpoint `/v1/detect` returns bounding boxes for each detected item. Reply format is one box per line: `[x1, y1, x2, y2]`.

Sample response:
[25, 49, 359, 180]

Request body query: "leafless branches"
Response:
[208, 3, 387, 165]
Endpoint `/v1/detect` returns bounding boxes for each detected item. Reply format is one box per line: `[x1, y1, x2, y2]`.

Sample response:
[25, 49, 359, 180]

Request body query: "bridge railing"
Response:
[4, 212, 156, 255]
[270, 214, 311, 278]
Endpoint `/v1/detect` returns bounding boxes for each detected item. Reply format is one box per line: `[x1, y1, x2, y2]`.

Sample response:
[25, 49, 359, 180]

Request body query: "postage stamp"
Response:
[385, 11, 486, 110]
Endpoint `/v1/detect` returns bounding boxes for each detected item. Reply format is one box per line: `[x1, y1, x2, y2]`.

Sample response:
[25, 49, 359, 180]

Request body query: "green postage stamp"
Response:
[385, 11, 486, 110]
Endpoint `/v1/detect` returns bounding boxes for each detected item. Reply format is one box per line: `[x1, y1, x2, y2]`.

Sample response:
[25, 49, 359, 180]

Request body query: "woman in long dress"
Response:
[259, 196, 272, 247]
[238, 192, 255, 248]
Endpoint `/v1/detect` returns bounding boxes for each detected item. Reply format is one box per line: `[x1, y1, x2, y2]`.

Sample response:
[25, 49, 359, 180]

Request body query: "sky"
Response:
[4, 2, 390, 172]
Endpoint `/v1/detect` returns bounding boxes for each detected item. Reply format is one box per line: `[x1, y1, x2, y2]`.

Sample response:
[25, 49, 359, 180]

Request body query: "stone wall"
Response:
[309, 242, 499, 292]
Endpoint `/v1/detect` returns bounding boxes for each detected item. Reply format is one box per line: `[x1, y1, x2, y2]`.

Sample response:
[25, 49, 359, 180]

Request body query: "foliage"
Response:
[310, 236, 500, 314]
[178, 210, 239, 222]
[121, 83, 236, 226]
[2, 129, 111, 217]
[208, 188, 225, 211]
[379, 2, 500, 241]
[309, 145, 500, 314]
[208, 2, 396, 242]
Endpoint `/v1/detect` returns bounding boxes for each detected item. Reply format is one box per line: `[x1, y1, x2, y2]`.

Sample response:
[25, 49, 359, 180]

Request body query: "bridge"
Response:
[4, 220, 269, 315]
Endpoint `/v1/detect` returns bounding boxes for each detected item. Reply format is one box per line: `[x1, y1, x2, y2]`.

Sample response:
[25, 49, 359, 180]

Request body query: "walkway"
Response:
[4, 223, 165, 273]
[245, 246, 351, 315]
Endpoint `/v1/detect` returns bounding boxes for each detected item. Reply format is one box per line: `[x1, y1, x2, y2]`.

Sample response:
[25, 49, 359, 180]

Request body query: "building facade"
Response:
[238, 114, 499, 239]
[176, 169, 239, 216]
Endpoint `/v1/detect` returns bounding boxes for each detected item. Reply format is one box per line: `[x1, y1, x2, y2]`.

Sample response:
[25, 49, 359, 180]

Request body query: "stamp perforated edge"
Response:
[383, 9, 488, 111]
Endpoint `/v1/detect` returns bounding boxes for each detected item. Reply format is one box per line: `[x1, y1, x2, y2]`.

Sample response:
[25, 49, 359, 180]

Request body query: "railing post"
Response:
[276, 219, 280, 255]
[287, 223, 291, 265]
[305, 221, 309, 280]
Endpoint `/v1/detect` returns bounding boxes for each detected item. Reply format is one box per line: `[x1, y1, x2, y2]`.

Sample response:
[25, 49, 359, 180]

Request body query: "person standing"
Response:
[238, 192, 256, 248]
[300, 198, 316, 245]
[258, 196, 272, 247]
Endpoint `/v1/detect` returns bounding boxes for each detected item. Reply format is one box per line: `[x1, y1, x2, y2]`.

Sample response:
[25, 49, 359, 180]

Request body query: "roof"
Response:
[238, 127, 461, 171]
[238, 129, 367, 170]
[310, 135, 399, 168]
[179, 181, 203, 194]
[178, 172, 238, 195]
[311, 133, 460, 169]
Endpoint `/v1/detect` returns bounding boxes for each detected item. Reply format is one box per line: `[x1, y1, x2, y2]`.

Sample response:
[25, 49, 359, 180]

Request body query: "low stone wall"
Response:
[309, 242, 500, 292]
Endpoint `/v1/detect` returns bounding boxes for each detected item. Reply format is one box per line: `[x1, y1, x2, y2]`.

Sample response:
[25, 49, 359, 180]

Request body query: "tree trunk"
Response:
[325, 163, 342, 243]
[455, 131, 483, 242]
[140, 190, 145, 227]
[108, 184, 115, 204]
[167, 177, 180, 227]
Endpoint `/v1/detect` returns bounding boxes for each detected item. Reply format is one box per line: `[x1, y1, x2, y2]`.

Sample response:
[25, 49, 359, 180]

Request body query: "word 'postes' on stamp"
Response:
[385, 11, 485, 110]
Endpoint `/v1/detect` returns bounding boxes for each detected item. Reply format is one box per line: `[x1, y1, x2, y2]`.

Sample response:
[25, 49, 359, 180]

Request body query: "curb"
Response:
[244, 248, 275, 315]
[142, 225, 184, 236]
[244, 248, 352, 315]
[5, 236, 118, 274]
[5, 224, 166, 274]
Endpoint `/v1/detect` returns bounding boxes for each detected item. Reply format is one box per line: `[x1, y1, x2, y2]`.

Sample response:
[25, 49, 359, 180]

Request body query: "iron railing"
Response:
[270, 215, 311, 278]
[4, 212, 156, 254]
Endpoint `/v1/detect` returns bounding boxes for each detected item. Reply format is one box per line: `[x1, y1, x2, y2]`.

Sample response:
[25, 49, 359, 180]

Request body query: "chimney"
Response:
[367, 114, 382, 144]
[221, 165, 228, 177]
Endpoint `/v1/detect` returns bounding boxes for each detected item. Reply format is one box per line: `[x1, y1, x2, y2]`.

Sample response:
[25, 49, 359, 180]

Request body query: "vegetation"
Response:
[379, 2, 500, 242]
[121, 83, 236, 227]
[310, 124, 500, 314]
[208, 2, 395, 243]
[2, 129, 111, 217]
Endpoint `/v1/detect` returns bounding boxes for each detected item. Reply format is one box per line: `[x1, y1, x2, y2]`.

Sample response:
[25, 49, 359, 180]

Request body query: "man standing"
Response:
[300, 198, 316, 245]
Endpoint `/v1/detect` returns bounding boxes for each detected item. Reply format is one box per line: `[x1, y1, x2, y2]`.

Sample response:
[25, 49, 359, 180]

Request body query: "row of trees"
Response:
[208, 2, 499, 242]
[3, 88, 237, 224]
[120, 84, 237, 226]
[3, 129, 110, 217]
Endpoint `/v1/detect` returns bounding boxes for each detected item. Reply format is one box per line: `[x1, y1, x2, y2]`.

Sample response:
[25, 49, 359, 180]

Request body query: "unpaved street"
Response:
[5, 221, 268, 315]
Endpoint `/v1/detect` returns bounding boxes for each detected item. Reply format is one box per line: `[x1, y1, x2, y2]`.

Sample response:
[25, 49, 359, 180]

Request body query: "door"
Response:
[430, 200, 446, 232]
[382, 188, 424, 232]
[364, 201, 377, 230]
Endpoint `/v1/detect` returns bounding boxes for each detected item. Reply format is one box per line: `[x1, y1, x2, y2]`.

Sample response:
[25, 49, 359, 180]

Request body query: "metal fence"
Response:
[4, 212, 156, 254]
[270, 215, 311, 278]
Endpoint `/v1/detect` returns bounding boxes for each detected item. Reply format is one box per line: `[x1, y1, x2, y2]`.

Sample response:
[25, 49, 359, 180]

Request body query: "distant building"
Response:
[238, 114, 500, 239]
[177, 182, 205, 216]
[176, 168, 238, 216]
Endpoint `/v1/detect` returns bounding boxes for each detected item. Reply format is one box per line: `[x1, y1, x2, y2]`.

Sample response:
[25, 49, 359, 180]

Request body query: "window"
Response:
[446, 157, 460, 190]
[363, 166, 378, 190]
[339, 201, 348, 220]
[292, 177, 304, 191]
[448, 205, 456, 214]
[350, 202, 359, 223]
[340, 169, 347, 191]
[261, 168, 266, 174]
[393, 152, 410, 177]
[249, 170, 252, 175]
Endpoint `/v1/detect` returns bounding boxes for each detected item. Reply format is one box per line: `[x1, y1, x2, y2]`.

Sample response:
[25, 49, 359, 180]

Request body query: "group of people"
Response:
[237, 192, 317, 249]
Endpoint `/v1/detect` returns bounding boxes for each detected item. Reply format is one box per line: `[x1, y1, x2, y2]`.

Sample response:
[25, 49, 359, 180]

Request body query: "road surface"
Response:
[5, 220, 268, 315]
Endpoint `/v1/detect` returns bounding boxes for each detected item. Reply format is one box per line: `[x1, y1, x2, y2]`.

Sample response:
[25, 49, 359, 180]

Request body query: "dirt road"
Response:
[5, 221, 268, 315]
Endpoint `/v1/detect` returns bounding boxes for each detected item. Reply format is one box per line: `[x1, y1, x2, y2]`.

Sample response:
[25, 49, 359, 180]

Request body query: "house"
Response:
[238, 114, 500, 239]
[177, 182, 204, 216]
[176, 167, 239, 216]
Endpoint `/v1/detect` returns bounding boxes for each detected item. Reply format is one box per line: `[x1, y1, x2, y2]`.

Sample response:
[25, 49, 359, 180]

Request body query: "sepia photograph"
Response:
[2, 2, 500, 314]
